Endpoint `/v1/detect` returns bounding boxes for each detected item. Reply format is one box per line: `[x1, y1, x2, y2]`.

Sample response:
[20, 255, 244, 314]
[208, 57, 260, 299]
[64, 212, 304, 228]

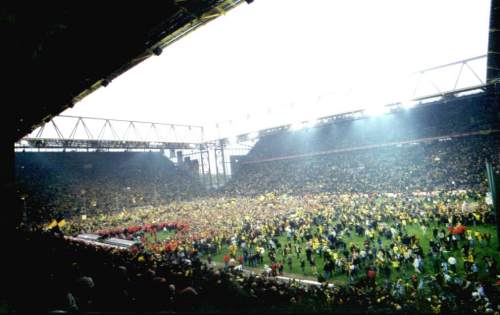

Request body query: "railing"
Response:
[16, 115, 204, 149]
[213, 55, 488, 142]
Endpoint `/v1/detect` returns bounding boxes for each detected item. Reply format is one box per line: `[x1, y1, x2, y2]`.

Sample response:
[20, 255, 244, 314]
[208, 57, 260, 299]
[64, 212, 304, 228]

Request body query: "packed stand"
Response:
[227, 135, 500, 196]
[15, 152, 205, 225]
[10, 94, 500, 313]
[245, 95, 498, 160]
[13, 191, 499, 313]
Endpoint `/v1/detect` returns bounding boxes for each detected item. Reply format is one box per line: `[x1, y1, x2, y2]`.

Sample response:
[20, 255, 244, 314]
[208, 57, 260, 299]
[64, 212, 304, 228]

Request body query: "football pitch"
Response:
[147, 223, 498, 285]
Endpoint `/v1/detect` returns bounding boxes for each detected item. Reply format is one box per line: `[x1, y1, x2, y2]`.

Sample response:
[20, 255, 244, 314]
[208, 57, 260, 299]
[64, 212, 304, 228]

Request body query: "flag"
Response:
[486, 162, 497, 211]
[486, 161, 500, 250]
[46, 219, 58, 229]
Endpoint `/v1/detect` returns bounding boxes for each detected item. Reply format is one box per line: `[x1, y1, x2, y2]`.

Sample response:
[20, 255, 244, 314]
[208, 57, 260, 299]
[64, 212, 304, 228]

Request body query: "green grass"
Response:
[144, 229, 178, 243]
[145, 223, 498, 285]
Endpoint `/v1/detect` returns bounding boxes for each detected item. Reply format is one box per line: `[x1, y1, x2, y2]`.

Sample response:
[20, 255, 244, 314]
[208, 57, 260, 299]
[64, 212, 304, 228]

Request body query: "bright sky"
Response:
[62, 0, 491, 141]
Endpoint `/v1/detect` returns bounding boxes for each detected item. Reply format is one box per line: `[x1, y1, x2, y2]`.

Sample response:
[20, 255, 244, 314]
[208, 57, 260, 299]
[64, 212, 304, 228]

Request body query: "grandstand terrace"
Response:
[3, 1, 500, 314]
[10, 83, 499, 314]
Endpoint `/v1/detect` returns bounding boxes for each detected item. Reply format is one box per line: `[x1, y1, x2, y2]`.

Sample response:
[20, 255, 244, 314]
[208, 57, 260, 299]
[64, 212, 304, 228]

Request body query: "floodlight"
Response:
[364, 105, 389, 117]
[420, 96, 442, 104]
[401, 100, 417, 109]
[454, 88, 483, 97]
[290, 122, 303, 131]
[352, 112, 364, 119]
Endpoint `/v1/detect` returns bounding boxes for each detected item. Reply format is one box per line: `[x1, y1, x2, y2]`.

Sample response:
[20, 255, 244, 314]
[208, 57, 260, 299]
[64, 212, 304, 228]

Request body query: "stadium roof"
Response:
[58, 0, 493, 141]
[4, 1, 497, 144]
[3, 1, 246, 142]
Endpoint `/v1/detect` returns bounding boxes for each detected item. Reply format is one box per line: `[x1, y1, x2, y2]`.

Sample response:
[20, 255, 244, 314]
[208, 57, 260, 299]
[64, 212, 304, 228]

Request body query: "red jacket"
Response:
[368, 270, 376, 279]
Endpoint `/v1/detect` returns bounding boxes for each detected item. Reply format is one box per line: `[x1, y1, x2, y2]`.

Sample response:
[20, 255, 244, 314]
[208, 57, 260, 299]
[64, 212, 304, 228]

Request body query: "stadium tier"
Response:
[6, 1, 500, 313]
[244, 94, 498, 160]
[227, 135, 499, 195]
[16, 152, 205, 224]
[12, 93, 500, 313]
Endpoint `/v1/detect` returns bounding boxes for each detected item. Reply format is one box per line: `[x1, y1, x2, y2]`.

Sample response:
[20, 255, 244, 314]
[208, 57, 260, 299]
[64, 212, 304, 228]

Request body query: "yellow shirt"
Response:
[431, 304, 441, 314]
[467, 255, 474, 263]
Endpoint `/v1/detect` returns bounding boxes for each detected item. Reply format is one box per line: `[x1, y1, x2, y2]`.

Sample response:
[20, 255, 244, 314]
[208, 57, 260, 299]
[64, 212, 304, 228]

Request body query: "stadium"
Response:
[2, 1, 500, 313]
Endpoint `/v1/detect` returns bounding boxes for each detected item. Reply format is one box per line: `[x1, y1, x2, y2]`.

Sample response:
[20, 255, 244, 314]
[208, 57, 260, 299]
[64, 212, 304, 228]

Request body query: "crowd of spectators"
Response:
[246, 95, 498, 160]
[227, 135, 499, 196]
[15, 152, 205, 225]
[13, 191, 499, 313]
[10, 94, 500, 313]
[11, 228, 396, 313]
